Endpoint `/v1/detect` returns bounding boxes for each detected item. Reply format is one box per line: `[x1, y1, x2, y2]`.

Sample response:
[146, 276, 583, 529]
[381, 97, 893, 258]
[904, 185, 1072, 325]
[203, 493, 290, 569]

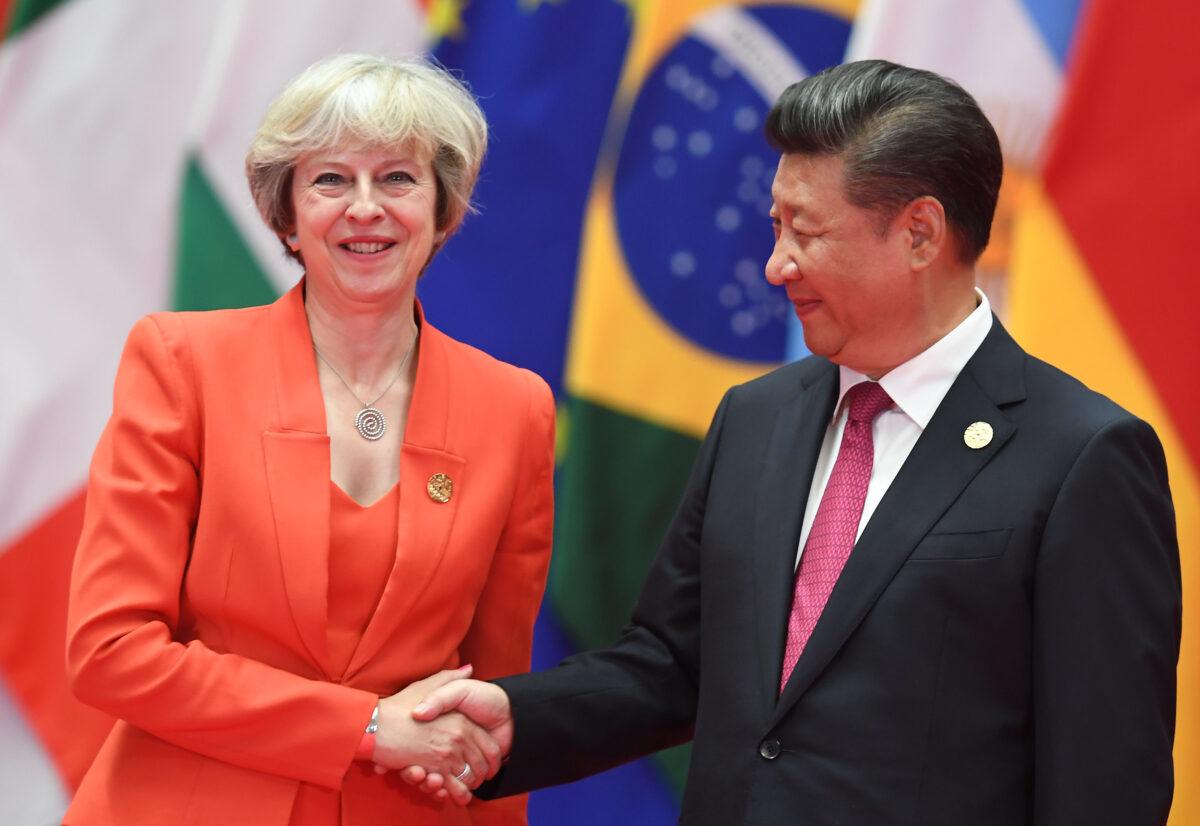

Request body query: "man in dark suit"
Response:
[408, 60, 1181, 825]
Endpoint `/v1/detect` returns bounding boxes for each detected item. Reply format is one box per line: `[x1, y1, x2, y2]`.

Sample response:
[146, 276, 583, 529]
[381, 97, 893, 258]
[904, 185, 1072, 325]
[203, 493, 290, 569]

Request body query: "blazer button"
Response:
[759, 738, 781, 760]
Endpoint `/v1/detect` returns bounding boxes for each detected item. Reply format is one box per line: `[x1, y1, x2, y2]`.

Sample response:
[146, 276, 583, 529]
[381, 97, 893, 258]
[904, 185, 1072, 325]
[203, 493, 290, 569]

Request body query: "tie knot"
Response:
[846, 381, 893, 424]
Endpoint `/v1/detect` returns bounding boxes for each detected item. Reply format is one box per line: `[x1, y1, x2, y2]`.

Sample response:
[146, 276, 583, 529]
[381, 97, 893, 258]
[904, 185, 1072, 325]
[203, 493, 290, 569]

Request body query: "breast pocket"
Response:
[907, 527, 1012, 561]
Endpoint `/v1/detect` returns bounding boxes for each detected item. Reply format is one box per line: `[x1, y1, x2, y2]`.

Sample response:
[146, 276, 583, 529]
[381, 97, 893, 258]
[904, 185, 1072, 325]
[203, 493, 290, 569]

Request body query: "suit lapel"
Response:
[753, 362, 838, 711]
[345, 311, 466, 678]
[772, 321, 1027, 724]
[262, 281, 333, 676]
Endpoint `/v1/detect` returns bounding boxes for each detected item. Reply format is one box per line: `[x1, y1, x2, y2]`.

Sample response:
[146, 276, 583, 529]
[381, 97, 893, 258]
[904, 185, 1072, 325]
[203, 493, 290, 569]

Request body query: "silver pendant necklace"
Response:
[313, 323, 418, 442]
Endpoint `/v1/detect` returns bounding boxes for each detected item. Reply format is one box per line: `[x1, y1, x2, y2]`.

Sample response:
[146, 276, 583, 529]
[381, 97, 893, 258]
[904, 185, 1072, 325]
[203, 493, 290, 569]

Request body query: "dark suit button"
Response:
[759, 739, 781, 760]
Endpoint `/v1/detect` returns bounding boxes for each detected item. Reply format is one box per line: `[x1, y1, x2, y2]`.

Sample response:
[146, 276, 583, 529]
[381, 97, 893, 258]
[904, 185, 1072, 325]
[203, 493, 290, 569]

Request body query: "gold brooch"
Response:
[427, 473, 453, 503]
[963, 421, 993, 450]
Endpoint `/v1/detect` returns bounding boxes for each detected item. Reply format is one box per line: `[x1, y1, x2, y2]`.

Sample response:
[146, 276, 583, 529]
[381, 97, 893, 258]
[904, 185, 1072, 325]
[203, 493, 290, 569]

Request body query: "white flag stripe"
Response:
[0, 679, 69, 824]
[0, 0, 220, 549]
[691, 6, 809, 106]
[846, 0, 1062, 168]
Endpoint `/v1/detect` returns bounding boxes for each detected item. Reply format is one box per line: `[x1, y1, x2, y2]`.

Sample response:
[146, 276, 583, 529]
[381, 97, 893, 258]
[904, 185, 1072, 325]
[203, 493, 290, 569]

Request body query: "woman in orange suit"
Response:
[65, 54, 554, 826]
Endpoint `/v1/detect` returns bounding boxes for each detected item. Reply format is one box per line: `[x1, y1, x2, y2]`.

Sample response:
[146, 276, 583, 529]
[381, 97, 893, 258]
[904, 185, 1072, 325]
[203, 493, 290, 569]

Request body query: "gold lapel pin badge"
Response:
[427, 473, 453, 503]
[963, 421, 994, 450]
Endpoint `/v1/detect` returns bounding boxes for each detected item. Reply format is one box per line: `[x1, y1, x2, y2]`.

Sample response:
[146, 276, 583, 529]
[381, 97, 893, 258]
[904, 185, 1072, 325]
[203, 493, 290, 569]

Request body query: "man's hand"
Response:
[397, 679, 514, 800]
[371, 667, 504, 806]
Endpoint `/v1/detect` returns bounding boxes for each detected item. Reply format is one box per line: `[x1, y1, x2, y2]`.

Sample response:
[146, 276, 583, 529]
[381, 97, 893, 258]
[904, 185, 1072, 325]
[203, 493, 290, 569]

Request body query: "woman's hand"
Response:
[371, 666, 504, 805]
[395, 677, 515, 803]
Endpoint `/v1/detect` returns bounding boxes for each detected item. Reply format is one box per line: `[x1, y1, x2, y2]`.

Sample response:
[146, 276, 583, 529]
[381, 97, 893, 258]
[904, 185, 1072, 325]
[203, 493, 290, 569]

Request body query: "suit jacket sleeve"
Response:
[67, 315, 377, 790]
[1032, 414, 1180, 824]
[479, 390, 734, 797]
[458, 369, 556, 825]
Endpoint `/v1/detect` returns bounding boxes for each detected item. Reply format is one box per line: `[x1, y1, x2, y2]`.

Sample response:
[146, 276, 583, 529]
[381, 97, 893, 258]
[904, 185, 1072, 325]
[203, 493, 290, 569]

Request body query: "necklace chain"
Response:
[313, 322, 418, 441]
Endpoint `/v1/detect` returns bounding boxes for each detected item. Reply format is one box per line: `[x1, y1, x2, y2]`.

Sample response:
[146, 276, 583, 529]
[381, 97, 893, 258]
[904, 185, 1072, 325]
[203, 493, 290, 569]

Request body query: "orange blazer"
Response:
[65, 281, 555, 826]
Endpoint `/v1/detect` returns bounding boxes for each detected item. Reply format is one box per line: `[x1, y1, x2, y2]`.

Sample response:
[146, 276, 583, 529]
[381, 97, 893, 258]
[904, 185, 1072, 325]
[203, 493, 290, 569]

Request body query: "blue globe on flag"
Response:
[613, 4, 850, 362]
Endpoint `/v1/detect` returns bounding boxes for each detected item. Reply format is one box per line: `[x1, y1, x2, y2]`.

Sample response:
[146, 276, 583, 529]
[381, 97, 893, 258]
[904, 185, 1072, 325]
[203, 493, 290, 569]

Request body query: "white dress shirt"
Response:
[794, 289, 994, 569]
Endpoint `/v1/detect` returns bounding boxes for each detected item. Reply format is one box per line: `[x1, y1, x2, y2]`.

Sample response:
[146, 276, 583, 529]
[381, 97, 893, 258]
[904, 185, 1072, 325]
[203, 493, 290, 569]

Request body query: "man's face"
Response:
[765, 153, 921, 377]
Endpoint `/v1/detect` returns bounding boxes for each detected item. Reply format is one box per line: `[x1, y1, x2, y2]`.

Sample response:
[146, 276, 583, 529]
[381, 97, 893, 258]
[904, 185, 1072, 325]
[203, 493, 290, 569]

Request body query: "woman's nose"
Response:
[346, 180, 384, 222]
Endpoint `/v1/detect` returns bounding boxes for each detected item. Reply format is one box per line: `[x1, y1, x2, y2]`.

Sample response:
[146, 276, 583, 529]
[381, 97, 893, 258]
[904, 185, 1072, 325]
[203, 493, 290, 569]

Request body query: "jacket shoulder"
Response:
[113, 303, 268, 376]
[727, 354, 833, 407]
[975, 321, 1138, 436]
[1019, 351, 1140, 435]
[434, 329, 553, 409]
[145, 303, 271, 345]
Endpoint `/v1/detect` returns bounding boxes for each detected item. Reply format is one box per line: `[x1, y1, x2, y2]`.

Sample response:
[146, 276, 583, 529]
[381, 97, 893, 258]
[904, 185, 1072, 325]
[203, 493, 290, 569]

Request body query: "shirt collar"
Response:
[834, 288, 993, 429]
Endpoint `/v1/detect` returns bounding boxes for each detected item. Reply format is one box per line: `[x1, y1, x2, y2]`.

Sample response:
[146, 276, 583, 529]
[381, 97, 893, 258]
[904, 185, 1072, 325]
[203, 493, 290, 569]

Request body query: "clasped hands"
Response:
[370, 665, 512, 806]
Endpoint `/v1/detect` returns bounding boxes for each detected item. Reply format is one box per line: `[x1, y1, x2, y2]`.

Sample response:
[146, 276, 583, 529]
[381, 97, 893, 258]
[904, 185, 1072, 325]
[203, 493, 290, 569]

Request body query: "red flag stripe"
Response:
[0, 0, 14, 37]
[0, 490, 113, 789]
[1042, 0, 1200, 464]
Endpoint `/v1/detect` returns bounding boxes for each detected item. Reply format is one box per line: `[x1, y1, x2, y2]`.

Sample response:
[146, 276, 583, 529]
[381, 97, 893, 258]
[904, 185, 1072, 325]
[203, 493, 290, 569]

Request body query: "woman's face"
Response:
[290, 145, 439, 306]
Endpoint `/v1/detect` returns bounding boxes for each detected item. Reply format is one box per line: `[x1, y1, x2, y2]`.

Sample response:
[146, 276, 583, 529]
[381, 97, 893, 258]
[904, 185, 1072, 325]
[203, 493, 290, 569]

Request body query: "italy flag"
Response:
[0, 1, 429, 820]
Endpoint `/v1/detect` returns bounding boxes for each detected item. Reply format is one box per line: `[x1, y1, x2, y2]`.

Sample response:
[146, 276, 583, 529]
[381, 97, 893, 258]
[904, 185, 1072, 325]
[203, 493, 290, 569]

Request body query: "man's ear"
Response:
[902, 196, 947, 271]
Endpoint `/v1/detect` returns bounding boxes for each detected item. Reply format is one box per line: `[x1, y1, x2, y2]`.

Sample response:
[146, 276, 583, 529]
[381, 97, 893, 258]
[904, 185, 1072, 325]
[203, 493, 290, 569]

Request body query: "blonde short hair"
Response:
[245, 53, 488, 262]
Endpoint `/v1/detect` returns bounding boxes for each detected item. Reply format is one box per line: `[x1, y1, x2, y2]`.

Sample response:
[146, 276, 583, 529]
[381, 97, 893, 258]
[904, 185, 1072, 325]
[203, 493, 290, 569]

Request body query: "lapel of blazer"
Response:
[772, 319, 1028, 725]
[752, 360, 838, 712]
[262, 280, 334, 676]
[345, 305, 466, 679]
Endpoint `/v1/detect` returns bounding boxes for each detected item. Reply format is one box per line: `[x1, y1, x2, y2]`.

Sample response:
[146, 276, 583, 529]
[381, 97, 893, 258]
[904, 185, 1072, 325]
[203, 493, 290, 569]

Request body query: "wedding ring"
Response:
[454, 764, 471, 782]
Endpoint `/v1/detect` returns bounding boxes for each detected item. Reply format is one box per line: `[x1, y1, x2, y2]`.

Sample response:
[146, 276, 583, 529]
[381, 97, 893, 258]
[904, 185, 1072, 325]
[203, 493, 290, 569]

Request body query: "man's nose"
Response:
[764, 245, 798, 286]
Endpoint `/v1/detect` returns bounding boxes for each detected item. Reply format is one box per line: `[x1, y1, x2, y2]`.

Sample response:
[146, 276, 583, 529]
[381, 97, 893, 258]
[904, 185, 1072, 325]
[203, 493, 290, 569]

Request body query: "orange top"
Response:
[327, 482, 400, 680]
[66, 282, 553, 825]
[290, 481, 400, 826]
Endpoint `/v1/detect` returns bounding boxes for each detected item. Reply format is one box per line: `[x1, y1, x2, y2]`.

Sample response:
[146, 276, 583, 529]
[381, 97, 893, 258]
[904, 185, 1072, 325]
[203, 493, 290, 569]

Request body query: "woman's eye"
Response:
[313, 173, 343, 185]
[384, 171, 415, 184]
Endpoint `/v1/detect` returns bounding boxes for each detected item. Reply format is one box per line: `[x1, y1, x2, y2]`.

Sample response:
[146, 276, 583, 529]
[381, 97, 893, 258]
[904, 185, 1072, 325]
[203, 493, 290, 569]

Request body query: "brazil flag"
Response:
[549, 0, 855, 807]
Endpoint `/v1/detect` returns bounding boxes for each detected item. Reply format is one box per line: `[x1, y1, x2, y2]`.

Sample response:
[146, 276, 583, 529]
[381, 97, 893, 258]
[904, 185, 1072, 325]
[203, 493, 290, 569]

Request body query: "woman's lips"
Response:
[339, 241, 396, 255]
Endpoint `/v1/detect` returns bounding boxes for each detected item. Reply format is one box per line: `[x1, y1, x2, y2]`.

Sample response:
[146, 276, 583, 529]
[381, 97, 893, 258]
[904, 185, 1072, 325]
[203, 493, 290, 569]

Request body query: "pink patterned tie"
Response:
[780, 381, 893, 693]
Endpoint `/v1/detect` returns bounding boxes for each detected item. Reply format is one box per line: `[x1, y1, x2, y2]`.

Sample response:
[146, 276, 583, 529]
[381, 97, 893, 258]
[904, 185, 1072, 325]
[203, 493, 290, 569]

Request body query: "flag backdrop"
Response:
[1, 1, 1195, 824]
[1006, 4, 1199, 823]
[0, 2, 430, 822]
[840, 1, 1195, 821]
[842, 2, 1198, 823]
[548, 0, 853, 807]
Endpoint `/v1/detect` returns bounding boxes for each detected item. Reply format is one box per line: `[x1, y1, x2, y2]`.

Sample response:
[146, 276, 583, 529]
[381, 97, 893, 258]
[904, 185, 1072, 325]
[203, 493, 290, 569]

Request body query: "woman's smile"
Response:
[292, 147, 439, 303]
[339, 237, 397, 256]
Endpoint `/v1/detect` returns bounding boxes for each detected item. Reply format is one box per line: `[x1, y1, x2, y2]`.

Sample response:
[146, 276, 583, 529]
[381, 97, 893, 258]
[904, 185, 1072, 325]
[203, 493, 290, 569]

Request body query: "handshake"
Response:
[371, 666, 512, 806]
